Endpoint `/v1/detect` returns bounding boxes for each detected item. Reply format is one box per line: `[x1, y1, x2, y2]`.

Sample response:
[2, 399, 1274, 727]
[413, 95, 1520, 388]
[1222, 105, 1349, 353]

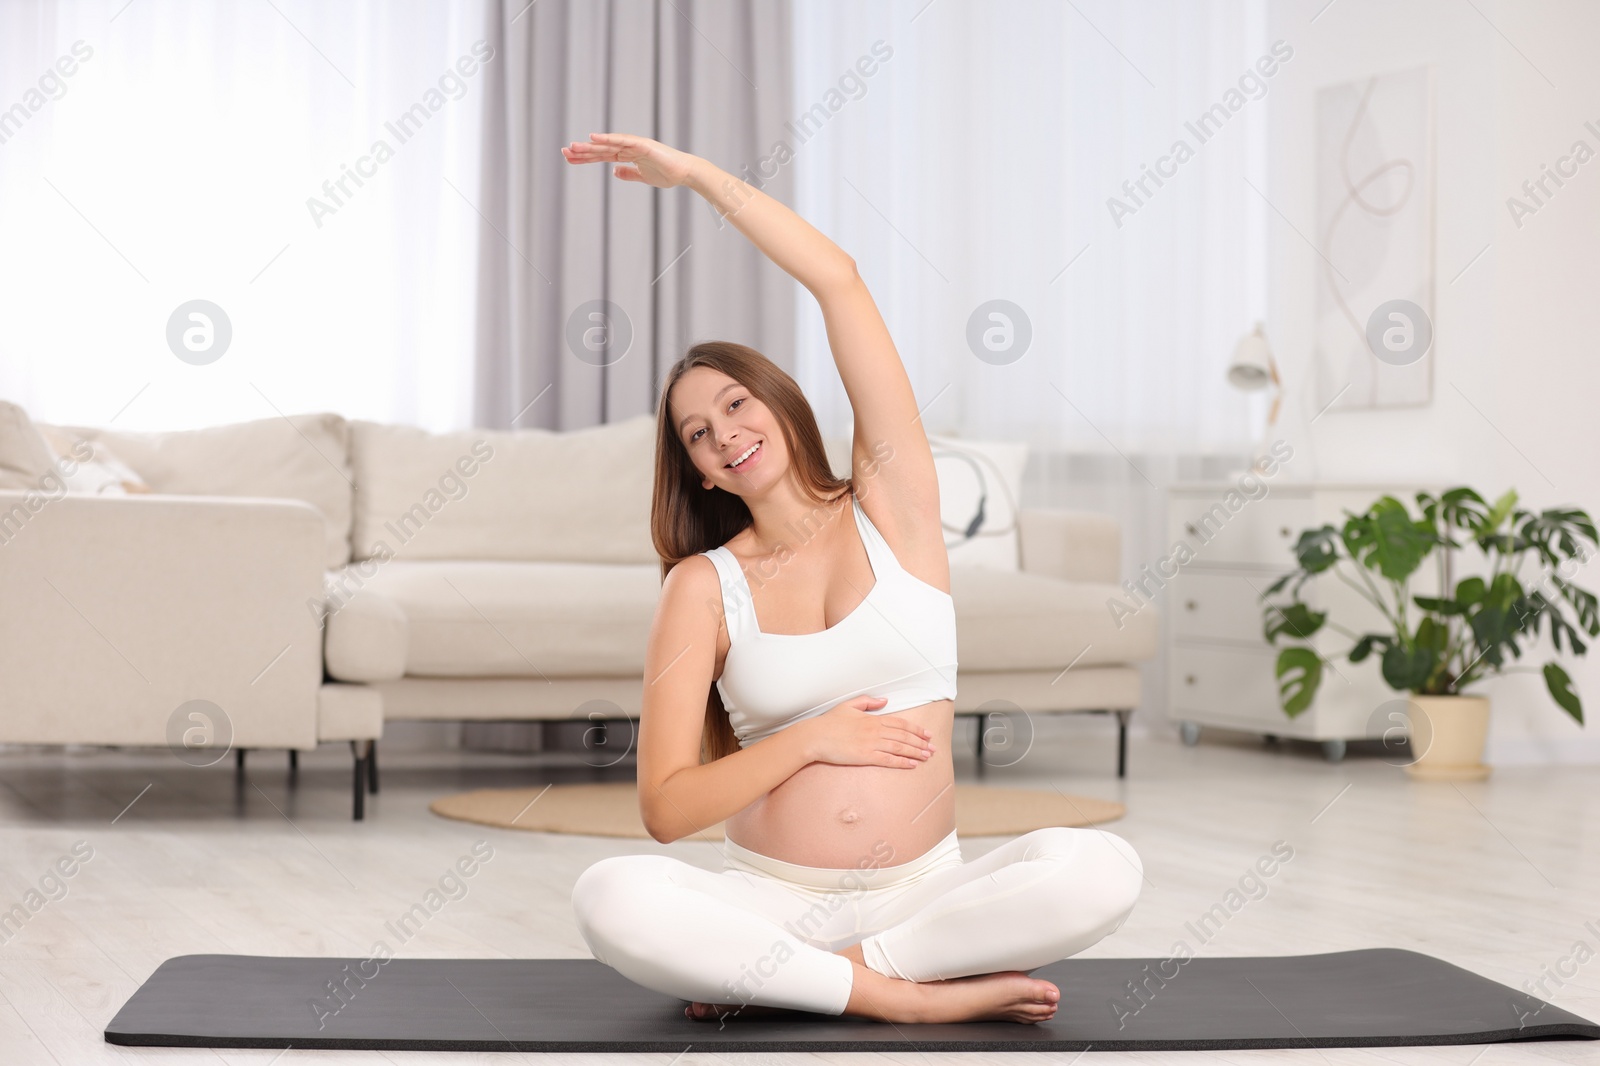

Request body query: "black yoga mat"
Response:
[105, 948, 1599, 1053]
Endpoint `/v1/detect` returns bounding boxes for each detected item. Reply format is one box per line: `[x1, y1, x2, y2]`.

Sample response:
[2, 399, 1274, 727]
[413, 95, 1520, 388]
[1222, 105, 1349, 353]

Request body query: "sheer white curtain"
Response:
[0, 0, 488, 432]
[791, 0, 1269, 454]
[789, 0, 1272, 726]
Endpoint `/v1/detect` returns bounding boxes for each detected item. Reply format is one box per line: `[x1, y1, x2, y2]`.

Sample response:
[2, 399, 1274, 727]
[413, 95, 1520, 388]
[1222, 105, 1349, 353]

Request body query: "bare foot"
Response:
[841, 958, 1061, 1025]
[683, 1000, 802, 1022]
[685, 946, 1060, 1026]
[905, 969, 1061, 1024]
[837, 941, 1060, 1024]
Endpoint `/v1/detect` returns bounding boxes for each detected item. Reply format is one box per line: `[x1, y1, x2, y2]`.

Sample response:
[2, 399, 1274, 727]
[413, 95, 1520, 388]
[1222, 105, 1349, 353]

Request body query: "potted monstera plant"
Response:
[1260, 487, 1597, 780]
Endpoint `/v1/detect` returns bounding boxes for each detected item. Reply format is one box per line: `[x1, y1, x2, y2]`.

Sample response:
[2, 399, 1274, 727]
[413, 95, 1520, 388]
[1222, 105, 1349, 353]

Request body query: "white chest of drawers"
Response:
[1161, 482, 1442, 761]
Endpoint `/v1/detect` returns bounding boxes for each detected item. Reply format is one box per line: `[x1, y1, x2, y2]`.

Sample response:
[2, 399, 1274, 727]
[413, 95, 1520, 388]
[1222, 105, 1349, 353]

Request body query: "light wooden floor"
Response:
[1, 718, 1596, 1065]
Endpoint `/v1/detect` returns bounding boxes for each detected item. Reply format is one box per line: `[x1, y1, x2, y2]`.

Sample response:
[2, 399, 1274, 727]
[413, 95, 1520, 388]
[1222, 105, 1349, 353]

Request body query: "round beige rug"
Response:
[429, 781, 1124, 840]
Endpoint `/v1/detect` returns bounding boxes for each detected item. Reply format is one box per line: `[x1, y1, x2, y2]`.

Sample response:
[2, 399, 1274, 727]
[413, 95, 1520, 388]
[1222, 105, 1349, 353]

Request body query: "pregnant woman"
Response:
[564, 132, 1142, 1025]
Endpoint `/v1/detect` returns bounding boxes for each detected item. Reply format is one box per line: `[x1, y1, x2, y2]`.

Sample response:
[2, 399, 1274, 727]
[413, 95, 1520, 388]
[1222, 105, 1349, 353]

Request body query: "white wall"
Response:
[1266, 0, 1600, 762]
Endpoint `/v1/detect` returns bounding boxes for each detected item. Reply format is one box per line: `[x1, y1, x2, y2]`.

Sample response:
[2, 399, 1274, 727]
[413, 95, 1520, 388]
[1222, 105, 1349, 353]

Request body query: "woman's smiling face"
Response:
[672, 366, 784, 493]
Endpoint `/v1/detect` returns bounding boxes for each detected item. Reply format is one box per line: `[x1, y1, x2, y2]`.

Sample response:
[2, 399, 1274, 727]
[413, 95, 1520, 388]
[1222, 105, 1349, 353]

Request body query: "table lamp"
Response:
[1226, 320, 1281, 476]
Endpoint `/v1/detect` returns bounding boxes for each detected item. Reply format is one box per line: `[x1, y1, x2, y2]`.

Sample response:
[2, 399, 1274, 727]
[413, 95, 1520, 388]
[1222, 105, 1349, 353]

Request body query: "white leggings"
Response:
[571, 825, 1143, 1017]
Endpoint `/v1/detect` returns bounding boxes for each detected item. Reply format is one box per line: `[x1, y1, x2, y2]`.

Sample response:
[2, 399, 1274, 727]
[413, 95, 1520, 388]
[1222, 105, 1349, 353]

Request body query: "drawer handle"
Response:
[1280, 526, 1292, 537]
[1185, 600, 1197, 611]
[1185, 523, 1198, 536]
[1184, 674, 1196, 685]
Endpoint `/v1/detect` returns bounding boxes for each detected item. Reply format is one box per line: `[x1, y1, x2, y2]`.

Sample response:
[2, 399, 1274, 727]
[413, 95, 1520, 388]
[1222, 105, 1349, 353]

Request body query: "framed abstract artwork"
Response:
[1312, 65, 1436, 411]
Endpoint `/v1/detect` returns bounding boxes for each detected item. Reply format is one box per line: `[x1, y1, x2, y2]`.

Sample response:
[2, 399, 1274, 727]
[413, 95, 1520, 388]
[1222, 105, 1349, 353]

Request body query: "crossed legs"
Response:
[570, 825, 1143, 1023]
[855, 825, 1144, 982]
[572, 848, 857, 1014]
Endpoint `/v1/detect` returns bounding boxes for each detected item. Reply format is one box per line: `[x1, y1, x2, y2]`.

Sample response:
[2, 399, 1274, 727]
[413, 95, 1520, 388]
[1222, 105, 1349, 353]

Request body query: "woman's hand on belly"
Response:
[797, 695, 936, 769]
[726, 701, 956, 868]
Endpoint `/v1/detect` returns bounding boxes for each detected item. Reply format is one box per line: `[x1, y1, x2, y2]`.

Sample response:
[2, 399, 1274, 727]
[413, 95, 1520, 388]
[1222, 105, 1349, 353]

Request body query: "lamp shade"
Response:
[1227, 321, 1274, 391]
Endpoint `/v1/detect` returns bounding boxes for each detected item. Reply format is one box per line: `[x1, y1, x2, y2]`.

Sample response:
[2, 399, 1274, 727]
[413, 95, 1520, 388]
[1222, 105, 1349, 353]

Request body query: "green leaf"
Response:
[1438, 487, 1490, 535]
[1264, 602, 1327, 643]
[1459, 572, 1532, 684]
[1470, 606, 1513, 652]
[1519, 507, 1600, 570]
[1544, 601, 1589, 657]
[1367, 496, 1435, 582]
[1349, 633, 1392, 663]
[1292, 525, 1342, 574]
[1415, 616, 1449, 655]
[1381, 643, 1435, 692]
[1454, 576, 1486, 606]
[1486, 488, 1518, 533]
[1341, 512, 1375, 563]
[1485, 571, 1524, 611]
[1262, 570, 1297, 597]
[1544, 662, 1583, 725]
[1510, 595, 1546, 643]
[1414, 595, 1469, 616]
[1417, 491, 1439, 528]
[1554, 576, 1599, 636]
[1275, 648, 1323, 718]
[1478, 530, 1522, 555]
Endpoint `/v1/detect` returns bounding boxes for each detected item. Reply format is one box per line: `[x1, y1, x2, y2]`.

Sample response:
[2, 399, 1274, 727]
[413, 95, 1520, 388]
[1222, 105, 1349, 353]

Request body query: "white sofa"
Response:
[0, 403, 1159, 817]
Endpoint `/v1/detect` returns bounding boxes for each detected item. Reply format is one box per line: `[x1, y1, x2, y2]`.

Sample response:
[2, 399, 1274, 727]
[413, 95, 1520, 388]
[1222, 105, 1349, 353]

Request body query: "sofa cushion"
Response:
[322, 577, 409, 682]
[35, 425, 152, 496]
[348, 413, 657, 564]
[321, 559, 663, 680]
[0, 399, 56, 491]
[320, 557, 1157, 682]
[41, 413, 353, 569]
[950, 566, 1158, 670]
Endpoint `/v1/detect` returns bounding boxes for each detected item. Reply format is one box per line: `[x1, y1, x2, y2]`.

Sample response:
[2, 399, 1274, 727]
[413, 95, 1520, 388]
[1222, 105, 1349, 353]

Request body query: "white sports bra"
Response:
[701, 491, 958, 747]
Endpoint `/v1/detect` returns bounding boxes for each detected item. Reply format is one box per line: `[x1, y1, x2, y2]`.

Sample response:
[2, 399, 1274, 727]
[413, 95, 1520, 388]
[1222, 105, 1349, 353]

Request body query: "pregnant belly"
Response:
[724, 700, 956, 869]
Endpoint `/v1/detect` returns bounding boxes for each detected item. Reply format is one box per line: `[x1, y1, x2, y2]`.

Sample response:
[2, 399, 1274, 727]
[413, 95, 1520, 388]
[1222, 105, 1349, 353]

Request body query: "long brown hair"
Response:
[652, 341, 852, 764]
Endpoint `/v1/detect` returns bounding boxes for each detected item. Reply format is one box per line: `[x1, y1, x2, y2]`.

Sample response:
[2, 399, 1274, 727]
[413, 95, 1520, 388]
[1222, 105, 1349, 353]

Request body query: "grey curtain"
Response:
[472, 0, 797, 432]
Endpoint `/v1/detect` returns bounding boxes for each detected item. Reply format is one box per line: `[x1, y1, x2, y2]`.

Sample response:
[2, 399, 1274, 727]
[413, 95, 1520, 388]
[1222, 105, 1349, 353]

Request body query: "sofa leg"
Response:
[367, 740, 379, 795]
[288, 749, 298, 781]
[235, 747, 246, 781]
[973, 713, 987, 777]
[1115, 710, 1130, 778]
[350, 740, 368, 821]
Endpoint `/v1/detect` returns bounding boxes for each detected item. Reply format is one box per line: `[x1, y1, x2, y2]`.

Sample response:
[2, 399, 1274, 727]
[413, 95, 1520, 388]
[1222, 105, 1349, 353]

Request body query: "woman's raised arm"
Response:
[563, 132, 857, 297]
[563, 132, 941, 528]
